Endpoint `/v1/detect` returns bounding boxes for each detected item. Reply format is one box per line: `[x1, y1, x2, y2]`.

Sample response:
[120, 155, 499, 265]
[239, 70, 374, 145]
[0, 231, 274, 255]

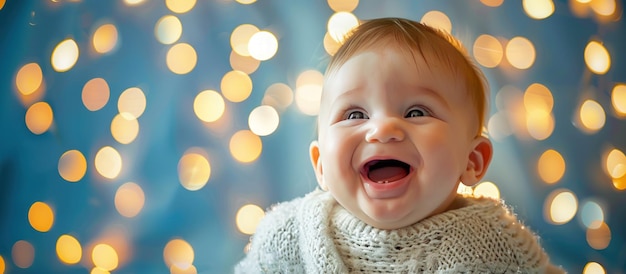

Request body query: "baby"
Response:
[236, 17, 564, 273]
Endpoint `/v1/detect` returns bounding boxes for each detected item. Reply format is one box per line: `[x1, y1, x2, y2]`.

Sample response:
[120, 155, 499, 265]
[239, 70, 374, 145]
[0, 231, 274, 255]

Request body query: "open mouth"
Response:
[362, 159, 411, 183]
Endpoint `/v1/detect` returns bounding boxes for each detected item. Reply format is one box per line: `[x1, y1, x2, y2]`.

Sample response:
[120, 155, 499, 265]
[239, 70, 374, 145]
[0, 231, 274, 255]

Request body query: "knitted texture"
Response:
[234, 190, 564, 273]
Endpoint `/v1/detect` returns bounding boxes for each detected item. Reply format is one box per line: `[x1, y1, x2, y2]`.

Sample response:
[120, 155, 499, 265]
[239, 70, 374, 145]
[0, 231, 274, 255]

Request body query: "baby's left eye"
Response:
[405, 107, 430, 118]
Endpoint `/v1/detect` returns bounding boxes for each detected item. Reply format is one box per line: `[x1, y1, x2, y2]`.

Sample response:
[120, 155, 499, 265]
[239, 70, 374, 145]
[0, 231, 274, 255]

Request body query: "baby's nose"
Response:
[365, 117, 405, 143]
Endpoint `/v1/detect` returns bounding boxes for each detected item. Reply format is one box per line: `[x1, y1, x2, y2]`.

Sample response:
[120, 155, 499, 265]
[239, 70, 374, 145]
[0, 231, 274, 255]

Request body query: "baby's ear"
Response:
[460, 136, 493, 187]
[309, 141, 325, 189]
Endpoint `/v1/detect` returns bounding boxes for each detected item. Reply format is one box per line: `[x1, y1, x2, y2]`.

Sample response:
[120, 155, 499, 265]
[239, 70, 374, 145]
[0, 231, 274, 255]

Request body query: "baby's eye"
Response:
[405, 107, 430, 118]
[346, 110, 368, 120]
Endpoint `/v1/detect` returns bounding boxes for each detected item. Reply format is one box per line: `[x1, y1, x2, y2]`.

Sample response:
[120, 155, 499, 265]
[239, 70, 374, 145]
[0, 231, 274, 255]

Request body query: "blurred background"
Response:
[1, 0, 625, 273]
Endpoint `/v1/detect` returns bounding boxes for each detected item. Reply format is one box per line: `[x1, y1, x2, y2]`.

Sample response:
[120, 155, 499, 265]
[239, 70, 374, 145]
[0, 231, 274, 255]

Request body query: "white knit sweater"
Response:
[235, 190, 564, 273]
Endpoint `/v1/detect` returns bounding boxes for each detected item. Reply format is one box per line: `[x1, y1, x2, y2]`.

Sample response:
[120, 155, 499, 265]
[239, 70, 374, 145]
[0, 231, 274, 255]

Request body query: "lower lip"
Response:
[362, 172, 411, 199]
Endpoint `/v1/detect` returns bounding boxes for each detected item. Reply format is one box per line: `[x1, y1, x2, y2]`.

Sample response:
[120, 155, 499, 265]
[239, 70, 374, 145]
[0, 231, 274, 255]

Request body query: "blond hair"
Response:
[325, 17, 488, 137]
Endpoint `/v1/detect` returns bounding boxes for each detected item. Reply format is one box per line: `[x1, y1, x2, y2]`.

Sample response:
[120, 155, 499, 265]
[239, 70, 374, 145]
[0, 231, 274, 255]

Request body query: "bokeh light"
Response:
[58, 149, 87, 182]
[248, 105, 279, 136]
[12, 240, 34, 269]
[118, 87, 146, 119]
[51, 39, 79, 72]
[231, 24, 260, 57]
[93, 23, 119, 54]
[177, 151, 211, 191]
[522, 0, 555, 19]
[28, 201, 54, 232]
[480, 0, 504, 7]
[15, 63, 43, 96]
[526, 108, 554, 140]
[473, 181, 501, 199]
[155, 15, 182, 45]
[92, 244, 119, 271]
[229, 130, 262, 163]
[473, 34, 503, 68]
[194, 90, 225, 123]
[94, 146, 123, 180]
[262, 83, 293, 112]
[295, 70, 323, 116]
[25, 101, 53, 135]
[545, 189, 578, 225]
[537, 149, 566, 184]
[82, 78, 110, 111]
[583, 262, 605, 274]
[611, 83, 626, 117]
[328, 0, 359, 12]
[580, 200, 605, 229]
[163, 239, 194, 270]
[524, 83, 554, 112]
[584, 40, 611, 74]
[248, 31, 278, 61]
[111, 114, 139, 144]
[167, 43, 197, 75]
[235, 204, 265, 235]
[115, 182, 145, 218]
[327, 12, 359, 43]
[505, 36, 536, 69]
[605, 148, 626, 179]
[230, 51, 260, 74]
[420, 10, 452, 33]
[578, 99, 606, 132]
[221, 70, 253, 103]
[56, 234, 82, 265]
[586, 221, 611, 250]
[165, 0, 195, 14]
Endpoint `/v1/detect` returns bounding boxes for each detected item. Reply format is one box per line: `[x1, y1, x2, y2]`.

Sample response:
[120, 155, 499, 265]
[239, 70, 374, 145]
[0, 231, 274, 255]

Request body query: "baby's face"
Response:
[311, 46, 491, 229]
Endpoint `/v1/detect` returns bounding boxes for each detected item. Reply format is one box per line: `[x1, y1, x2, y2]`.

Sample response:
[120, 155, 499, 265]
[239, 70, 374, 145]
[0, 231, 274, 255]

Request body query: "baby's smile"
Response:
[360, 158, 413, 199]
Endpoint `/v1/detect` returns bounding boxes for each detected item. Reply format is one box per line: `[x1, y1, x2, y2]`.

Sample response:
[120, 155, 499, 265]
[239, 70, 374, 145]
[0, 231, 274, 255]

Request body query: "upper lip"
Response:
[358, 155, 414, 180]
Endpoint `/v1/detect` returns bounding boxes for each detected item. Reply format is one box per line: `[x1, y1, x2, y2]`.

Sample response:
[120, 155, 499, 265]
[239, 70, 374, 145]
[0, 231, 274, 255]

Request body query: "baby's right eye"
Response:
[346, 110, 368, 120]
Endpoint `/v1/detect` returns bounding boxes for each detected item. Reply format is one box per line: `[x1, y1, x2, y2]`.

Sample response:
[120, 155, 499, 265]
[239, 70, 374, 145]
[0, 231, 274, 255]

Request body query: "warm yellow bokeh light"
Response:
[92, 244, 118, 271]
[611, 84, 626, 116]
[163, 239, 195, 270]
[82, 78, 110, 111]
[93, 24, 118, 54]
[56, 234, 82, 264]
[229, 130, 262, 163]
[16, 63, 43, 96]
[0, 0, 5, 9]
[526, 108, 554, 140]
[524, 83, 554, 112]
[28, 201, 54, 232]
[473, 181, 500, 199]
[586, 221, 611, 250]
[480, 0, 504, 7]
[118, 87, 146, 119]
[155, 15, 182, 45]
[248, 31, 278, 61]
[165, 0, 195, 13]
[579, 99, 606, 132]
[221, 70, 253, 103]
[583, 262, 606, 274]
[194, 90, 225, 123]
[231, 24, 260, 57]
[545, 189, 578, 225]
[590, 0, 617, 17]
[487, 112, 512, 141]
[51, 38, 79, 72]
[167, 43, 198, 74]
[323, 31, 342, 56]
[115, 182, 145, 217]
[95, 146, 122, 179]
[538, 149, 566, 184]
[523, 0, 555, 19]
[473, 34, 503, 68]
[236, 204, 265, 235]
[605, 148, 626, 179]
[58, 149, 87, 182]
[262, 83, 293, 112]
[506, 36, 536, 69]
[171, 264, 198, 274]
[295, 70, 324, 116]
[178, 152, 211, 191]
[249, 105, 279, 136]
[25, 101, 53, 135]
[328, 0, 359, 12]
[230, 51, 260, 74]
[90, 267, 110, 274]
[0, 255, 4, 273]
[421, 10, 452, 33]
[12, 240, 34, 269]
[111, 114, 139, 144]
[327, 11, 359, 43]
[124, 0, 145, 5]
[584, 41, 611, 74]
